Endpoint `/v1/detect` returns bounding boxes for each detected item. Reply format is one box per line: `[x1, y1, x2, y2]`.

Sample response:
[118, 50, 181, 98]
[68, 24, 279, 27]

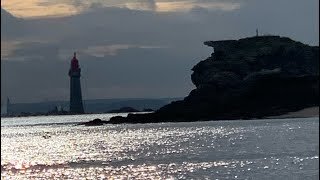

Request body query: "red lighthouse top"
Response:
[70, 52, 79, 70]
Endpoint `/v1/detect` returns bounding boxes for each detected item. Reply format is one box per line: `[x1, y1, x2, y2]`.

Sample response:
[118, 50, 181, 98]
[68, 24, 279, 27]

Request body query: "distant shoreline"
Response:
[2, 107, 318, 122]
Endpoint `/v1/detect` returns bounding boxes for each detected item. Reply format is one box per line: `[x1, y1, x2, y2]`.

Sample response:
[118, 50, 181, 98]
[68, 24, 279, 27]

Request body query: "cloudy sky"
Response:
[1, 0, 319, 103]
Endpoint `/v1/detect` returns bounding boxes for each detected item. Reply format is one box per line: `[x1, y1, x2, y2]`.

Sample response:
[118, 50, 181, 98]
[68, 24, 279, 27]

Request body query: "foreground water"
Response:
[1, 114, 319, 179]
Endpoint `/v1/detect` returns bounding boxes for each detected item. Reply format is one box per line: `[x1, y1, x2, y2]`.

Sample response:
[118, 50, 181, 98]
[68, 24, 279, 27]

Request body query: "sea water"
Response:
[1, 114, 319, 179]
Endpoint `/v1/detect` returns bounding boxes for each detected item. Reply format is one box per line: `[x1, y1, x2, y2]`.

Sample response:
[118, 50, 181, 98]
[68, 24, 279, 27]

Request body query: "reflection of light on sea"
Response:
[1, 121, 243, 177]
[2, 161, 244, 179]
[1, 116, 319, 179]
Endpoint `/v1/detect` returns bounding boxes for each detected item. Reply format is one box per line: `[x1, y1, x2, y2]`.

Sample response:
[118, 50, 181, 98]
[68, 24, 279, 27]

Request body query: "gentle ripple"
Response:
[1, 115, 319, 179]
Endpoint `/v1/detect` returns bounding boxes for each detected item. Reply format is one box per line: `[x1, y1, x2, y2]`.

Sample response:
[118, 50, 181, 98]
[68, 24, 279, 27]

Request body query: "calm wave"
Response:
[1, 114, 319, 179]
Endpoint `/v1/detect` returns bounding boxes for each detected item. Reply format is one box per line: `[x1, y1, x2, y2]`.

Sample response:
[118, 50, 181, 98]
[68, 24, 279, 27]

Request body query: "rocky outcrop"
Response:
[78, 118, 107, 126]
[106, 107, 140, 113]
[109, 36, 319, 124]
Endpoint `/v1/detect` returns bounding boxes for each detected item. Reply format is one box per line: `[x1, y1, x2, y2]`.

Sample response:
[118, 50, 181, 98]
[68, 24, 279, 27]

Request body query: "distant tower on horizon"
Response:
[68, 52, 84, 114]
[256, 28, 259, 36]
[1, 97, 10, 116]
[7, 97, 10, 115]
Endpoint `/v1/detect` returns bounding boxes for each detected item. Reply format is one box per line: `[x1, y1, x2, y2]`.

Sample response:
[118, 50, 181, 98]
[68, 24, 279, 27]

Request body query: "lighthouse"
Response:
[69, 52, 84, 114]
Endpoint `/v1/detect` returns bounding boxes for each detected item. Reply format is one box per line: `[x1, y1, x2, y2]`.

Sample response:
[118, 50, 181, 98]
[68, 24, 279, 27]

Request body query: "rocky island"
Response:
[106, 107, 140, 113]
[108, 36, 319, 124]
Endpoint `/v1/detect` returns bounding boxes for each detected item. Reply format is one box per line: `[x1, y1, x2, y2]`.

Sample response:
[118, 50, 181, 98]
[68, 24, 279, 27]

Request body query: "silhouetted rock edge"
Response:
[108, 36, 319, 124]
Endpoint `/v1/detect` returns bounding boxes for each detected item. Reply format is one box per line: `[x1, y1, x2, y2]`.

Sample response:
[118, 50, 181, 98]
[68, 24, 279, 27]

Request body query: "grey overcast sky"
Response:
[1, 0, 319, 103]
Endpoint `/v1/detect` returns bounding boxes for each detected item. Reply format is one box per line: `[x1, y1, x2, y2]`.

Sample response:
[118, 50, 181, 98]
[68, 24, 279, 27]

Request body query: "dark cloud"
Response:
[1, 0, 319, 103]
[1, 9, 24, 39]
[11, 42, 60, 60]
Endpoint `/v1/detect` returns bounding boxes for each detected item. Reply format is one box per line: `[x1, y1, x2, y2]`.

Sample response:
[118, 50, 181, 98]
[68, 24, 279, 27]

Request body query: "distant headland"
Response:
[108, 35, 319, 124]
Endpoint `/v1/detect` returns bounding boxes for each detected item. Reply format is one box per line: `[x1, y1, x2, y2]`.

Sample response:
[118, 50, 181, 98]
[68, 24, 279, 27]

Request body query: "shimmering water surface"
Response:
[1, 114, 319, 179]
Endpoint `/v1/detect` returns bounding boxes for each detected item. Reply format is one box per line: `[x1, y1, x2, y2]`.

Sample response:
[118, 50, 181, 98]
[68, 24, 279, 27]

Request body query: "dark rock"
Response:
[142, 108, 154, 112]
[78, 118, 107, 126]
[107, 107, 140, 113]
[108, 36, 319, 124]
